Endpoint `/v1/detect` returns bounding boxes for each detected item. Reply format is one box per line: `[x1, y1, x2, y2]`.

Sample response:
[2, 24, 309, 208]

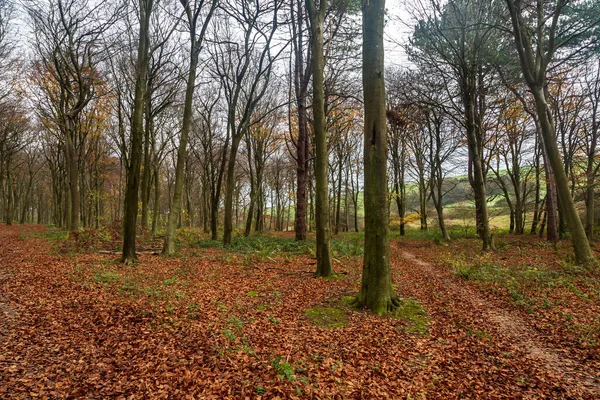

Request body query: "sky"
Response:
[384, 0, 413, 67]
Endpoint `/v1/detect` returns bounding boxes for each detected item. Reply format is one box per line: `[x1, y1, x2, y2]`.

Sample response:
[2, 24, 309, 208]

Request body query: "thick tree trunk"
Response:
[514, 197, 524, 234]
[353, 0, 398, 315]
[210, 196, 219, 240]
[538, 127, 559, 241]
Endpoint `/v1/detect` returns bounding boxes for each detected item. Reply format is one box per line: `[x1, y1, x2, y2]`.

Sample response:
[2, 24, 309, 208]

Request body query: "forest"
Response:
[0, 0, 600, 398]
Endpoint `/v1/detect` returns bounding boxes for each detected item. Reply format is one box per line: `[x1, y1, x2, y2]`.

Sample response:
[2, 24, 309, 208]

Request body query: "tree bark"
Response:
[292, 0, 310, 241]
[307, 0, 333, 277]
[353, 0, 399, 315]
[122, 0, 152, 263]
[163, 50, 199, 255]
[532, 87, 593, 264]
[223, 134, 243, 245]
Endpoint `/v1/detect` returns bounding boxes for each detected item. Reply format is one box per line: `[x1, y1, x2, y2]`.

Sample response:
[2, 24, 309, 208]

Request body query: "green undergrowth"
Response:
[193, 232, 368, 260]
[305, 296, 429, 335]
[391, 298, 429, 335]
[19, 227, 70, 252]
[305, 306, 349, 328]
[449, 255, 598, 311]
[83, 266, 185, 303]
[196, 235, 311, 257]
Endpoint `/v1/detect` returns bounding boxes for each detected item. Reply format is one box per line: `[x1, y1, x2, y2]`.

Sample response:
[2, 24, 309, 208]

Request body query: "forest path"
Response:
[0, 227, 20, 335]
[392, 242, 600, 398]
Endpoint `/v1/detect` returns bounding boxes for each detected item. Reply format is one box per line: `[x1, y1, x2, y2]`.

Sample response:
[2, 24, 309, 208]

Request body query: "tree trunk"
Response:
[141, 92, 153, 231]
[223, 134, 242, 245]
[163, 48, 199, 255]
[122, 0, 152, 263]
[307, 0, 333, 277]
[65, 117, 79, 231]
[464, 88, 492, 250]
[532, 87, 593, 265]
[530, 141, 541, 234]
[585, 176, 595, 238]
[5, 165, 12, 226]
[334, 156, 342, 234]
[294, 65, 309, 241]
[353, 0, 398, 315]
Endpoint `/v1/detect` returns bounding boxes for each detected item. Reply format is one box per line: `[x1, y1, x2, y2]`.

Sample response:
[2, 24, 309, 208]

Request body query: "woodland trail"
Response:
[392, 241, 600, 398]
[0, 228, 20, 326]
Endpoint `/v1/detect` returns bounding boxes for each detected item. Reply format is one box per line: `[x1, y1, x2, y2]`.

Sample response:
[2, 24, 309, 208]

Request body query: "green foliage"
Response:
[93, 270, 120, 284]
[222, 329, 236, 341]
[197, 235, 313, 259]
[331, 233, 364, 257]
[449, 255, 597, 310]
[162, 276, 180, 286]
[267, 313, 281, 325]
[228, 316, 244, 332]
[175, 228, 204, 247]
[271, 356, 295, 380]
[186, 303, 200, 320]
[41, 228, 70, 242]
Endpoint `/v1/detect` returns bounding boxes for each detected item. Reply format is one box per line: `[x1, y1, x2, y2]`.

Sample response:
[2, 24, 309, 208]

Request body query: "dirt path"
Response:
[0, 272, 17, 318]
[396, 246, 600, 397]
[0, 232, 19, 340]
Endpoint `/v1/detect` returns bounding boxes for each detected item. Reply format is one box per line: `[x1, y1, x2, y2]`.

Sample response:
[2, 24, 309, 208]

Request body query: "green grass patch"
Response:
[305, 306, 348, 328]
[93, 270, 120, 284]
[392, 298, 429, 335]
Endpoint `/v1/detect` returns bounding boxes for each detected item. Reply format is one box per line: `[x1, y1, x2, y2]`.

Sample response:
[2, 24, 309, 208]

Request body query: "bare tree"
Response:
[163, 0, 218, 255]
[210, 0, 285, 245]
[27, 0, 119, 231]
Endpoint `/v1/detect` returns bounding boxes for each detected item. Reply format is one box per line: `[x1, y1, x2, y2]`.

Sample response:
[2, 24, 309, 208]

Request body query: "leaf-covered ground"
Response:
[1, 225, 599, 399]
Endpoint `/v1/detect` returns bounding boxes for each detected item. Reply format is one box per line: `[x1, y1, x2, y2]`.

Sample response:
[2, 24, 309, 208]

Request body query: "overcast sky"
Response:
[385, 0, 413, 67]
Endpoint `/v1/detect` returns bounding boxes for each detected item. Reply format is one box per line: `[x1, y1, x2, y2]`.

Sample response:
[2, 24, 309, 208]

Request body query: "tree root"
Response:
[350, 293, 401, 316]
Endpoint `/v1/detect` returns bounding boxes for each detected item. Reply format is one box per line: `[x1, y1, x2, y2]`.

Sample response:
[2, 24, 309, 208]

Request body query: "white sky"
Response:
[385, 0, 413, 67]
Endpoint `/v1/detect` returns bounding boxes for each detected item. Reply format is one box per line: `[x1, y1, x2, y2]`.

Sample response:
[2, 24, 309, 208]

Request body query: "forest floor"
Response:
[1, 224, 599, 399]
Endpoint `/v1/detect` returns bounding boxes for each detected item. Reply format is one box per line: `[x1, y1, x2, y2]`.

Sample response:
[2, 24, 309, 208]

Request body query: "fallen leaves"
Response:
[0, 225, 599, 398]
